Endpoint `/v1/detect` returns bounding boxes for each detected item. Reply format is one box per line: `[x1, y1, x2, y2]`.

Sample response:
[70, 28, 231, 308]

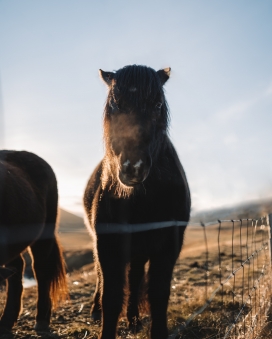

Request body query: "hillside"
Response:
[59, 209, 86, 232]
[190, 198, 272, 224]
[58, 208, 92, 252]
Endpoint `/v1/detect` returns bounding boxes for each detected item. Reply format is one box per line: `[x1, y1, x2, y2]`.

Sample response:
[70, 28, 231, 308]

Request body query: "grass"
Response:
[166, 219, 271, 339]
[1, 216, 271, 338]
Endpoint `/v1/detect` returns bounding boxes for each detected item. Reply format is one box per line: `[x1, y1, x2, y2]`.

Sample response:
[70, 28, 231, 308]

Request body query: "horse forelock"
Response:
[104, 65, 170, 130]
[110, 65, 164, 107]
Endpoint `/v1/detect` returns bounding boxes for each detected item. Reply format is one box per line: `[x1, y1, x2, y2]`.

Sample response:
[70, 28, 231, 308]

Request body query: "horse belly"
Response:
[0, 219, 44, 265]
[0, 181, 45, 265]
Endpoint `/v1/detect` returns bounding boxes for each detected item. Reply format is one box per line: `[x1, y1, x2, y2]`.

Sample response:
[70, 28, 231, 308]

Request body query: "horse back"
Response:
[0, 150, 58, 263]
[0, 150, 57, 199]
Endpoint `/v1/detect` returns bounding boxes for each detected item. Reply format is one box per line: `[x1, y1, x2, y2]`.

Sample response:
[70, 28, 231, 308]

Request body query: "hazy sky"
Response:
[1, 0, 272, 216]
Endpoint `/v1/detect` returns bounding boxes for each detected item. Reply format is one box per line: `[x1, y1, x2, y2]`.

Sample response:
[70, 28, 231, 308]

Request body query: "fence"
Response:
[168, 214, 272, 339]
[58, 212, 272, 338]
[58, 213, 272, 338]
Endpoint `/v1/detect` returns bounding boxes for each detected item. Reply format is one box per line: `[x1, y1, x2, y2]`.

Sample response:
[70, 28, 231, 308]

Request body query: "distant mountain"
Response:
[24, 209, 92, 276]
[190, 198, 272, 224]
[57, 208, 92, 253]
[58, 208, 86, 233]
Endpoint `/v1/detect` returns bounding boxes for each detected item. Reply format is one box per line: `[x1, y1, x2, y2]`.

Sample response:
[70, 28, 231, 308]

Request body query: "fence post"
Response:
[268, 214, 272, 266]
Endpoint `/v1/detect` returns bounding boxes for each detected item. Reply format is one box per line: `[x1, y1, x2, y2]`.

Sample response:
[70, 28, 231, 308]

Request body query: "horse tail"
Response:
[30, 166, 68, 309]
[47, 233, 68, 308]
[44, 173, 68, 308]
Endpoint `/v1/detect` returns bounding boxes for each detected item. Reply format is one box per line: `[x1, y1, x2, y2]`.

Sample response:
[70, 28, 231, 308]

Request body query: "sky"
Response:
[0, 0, 272, 216]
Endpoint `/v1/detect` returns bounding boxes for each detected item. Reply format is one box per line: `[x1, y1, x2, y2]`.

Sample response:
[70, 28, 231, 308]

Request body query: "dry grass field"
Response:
[0, 202, 272, 339]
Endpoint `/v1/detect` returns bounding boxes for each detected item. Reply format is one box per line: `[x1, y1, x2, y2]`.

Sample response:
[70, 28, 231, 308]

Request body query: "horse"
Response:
[0, 150, 67, 332]
[84, 65, 191, 339]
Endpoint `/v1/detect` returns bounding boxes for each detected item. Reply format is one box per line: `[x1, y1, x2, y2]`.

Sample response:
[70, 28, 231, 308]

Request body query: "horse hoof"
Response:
[91, 311, 102, 322]
[129, 320, 143, 333]
[34, 321, 50, 332]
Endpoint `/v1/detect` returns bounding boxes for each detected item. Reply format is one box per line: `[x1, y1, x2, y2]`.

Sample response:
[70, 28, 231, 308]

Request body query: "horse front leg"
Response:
[0, 254, 24, 331]
[96, 234, 129, 339]
[148, 254, 177, 339]
[91, 274, 102, 321]
[127, 256, 147, 332]
[98, 258, 127, 339]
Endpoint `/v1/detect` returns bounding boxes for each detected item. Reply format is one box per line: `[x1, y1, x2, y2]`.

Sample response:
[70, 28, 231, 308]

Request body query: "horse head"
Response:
[101, 65, 170, 189]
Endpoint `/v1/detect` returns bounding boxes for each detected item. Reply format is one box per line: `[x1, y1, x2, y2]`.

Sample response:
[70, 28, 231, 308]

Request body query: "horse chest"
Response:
[95, 181, 185, 224]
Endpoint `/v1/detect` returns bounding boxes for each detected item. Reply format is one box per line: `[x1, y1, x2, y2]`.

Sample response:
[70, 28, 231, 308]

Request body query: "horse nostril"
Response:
[133, 159, 143, 176]
[123, 160, 130, 167]
[119, 158, 150, 185]
[133, 159, 143, 169]
[122, 159, 130, 172]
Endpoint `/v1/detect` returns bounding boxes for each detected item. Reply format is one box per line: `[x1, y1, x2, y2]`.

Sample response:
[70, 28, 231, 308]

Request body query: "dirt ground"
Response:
[0, 219, 271, 338]
[0, 255, 206, 339]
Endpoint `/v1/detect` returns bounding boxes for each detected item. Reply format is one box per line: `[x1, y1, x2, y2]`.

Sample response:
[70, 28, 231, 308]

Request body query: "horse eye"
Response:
[156, 102, 162, 109]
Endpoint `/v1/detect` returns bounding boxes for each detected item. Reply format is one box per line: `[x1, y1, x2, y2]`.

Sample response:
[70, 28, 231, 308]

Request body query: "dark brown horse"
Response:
[0, 150, 67, 332]
[84, 65, 191, 339]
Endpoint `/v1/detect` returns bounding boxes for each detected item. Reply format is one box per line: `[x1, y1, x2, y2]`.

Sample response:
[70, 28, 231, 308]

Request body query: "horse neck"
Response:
[151, 133, 172, 163]
[150, 135, 182, 177]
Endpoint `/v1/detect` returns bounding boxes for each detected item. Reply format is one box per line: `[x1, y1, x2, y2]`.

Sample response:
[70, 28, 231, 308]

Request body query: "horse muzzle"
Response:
[118, 158, 150, 186]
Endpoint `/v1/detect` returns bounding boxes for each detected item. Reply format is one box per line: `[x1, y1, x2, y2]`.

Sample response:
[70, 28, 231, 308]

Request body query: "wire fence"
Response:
[58, 214, 272, 338]
[3, 212, 270, 338]
[169, 215, 272, 339]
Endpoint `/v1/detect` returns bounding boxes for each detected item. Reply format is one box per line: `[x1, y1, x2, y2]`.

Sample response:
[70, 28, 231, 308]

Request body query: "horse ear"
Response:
[157, 67, 171, 85]
[99, 69, 115, 86]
